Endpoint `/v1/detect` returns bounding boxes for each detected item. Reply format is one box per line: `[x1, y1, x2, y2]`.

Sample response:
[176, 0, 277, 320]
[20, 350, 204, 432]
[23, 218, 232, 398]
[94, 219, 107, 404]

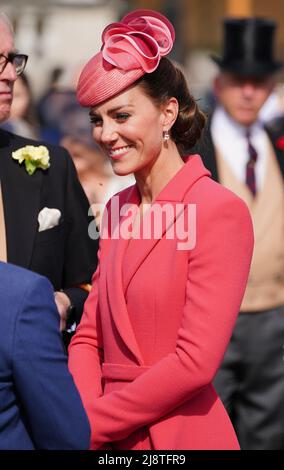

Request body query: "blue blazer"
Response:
[0, 262, 90, 449]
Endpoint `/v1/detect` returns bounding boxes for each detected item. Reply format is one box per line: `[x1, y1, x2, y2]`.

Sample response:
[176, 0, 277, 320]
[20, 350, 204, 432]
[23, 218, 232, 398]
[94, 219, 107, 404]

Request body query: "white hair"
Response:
[0, 11, 14, 33]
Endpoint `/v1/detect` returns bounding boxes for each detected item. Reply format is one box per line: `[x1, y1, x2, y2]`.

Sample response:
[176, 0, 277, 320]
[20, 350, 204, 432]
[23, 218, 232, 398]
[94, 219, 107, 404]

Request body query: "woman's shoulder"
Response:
[186, 174, 252, 221]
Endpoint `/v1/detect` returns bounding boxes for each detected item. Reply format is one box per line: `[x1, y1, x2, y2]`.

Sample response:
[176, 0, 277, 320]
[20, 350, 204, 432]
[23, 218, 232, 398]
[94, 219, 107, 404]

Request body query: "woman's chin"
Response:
[111, 163, 134, 177]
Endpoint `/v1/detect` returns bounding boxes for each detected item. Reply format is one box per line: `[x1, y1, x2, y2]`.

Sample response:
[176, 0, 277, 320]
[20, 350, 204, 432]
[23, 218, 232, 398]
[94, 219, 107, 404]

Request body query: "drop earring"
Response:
[163, 130, 170, 141]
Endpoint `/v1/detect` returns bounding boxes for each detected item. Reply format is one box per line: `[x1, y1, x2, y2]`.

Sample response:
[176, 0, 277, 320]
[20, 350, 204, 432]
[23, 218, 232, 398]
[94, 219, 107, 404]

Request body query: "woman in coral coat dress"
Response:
[68, 10, 254, 450]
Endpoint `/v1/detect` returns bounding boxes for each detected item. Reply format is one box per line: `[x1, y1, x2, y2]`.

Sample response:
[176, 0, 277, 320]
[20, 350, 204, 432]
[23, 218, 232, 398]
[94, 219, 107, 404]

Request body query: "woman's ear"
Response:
[162, 97, 179, 131]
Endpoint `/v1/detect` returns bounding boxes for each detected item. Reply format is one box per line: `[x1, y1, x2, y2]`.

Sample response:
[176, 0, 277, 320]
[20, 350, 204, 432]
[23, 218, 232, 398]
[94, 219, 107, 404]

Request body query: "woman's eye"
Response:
[115, 113, 130, 121]
[90, 116, 102, 126]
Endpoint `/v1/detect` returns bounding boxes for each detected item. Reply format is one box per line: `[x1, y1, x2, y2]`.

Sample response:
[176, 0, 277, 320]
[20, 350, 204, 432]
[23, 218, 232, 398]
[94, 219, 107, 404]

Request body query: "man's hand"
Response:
[54, 291, 71, 331]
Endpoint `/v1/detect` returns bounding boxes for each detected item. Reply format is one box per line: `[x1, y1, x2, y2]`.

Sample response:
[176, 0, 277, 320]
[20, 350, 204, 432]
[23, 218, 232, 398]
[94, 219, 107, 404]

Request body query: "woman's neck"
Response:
[135, 143, 184, 204]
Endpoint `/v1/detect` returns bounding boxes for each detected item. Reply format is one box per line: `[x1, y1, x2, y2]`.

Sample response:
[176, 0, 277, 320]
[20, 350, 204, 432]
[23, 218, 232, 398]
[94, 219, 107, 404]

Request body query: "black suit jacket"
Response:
[0, 128, 98, 323]
[193, 115, 284, 182]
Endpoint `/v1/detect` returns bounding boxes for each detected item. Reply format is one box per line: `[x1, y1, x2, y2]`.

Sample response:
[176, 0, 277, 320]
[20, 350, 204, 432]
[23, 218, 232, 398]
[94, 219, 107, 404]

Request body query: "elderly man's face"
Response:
[214, 72, 275, 127]
[0, 20, 17, 123]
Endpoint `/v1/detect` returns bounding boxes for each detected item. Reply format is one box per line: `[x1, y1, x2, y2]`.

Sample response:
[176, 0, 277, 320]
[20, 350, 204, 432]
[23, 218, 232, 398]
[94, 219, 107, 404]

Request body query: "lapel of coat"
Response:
[195, 114, 284, 185]
[122, 155, 211, 295]
[198, 118, 219, 182]
[104, 157, 210, 365]
[190, 117, 219, 182]
[103, 185, 144, 364]
[0, 130, 43, 267]
[265, 119, 284, 180]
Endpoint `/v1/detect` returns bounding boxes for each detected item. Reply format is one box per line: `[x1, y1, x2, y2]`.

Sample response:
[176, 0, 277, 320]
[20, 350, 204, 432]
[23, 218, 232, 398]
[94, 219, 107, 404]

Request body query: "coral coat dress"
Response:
[69, 155, 254, 450]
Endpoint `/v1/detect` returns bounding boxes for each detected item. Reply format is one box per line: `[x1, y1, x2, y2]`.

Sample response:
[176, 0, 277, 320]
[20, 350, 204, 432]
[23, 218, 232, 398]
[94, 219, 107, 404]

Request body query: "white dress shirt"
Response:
[211, 106, 270, 190]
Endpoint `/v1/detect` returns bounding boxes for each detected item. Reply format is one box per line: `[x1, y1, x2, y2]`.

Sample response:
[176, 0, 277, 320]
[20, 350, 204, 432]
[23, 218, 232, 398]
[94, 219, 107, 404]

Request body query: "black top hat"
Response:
[211, 17, 283, 76]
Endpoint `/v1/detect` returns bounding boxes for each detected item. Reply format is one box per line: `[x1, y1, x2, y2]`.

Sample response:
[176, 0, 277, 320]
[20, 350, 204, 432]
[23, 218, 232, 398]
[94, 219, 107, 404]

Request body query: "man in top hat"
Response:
[195, 18, 284, 449]
[0, 12, 98, 336]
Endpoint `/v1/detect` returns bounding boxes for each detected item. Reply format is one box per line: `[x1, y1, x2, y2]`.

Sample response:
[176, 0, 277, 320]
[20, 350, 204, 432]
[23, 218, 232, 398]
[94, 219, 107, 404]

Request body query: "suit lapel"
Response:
[265, 123, 284, 180]
[198, 119, 219, 182]
[0, 131, 43, 267]
[190, 117, 219, 182]
[0, 185, 7, 261]
[194, 113, 284, 187]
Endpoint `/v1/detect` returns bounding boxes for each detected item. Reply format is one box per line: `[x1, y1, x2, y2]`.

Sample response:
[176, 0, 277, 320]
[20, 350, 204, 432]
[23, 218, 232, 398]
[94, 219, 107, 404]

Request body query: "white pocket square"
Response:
[38, 207, 61, 232]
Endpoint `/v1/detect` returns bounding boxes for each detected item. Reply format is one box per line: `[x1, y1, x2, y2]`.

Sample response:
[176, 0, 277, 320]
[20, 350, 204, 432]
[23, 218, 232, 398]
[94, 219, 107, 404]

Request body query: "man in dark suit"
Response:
[0, 12, 98, 333]
[194, 18, 284, 449]
[0, 261, 90, 449]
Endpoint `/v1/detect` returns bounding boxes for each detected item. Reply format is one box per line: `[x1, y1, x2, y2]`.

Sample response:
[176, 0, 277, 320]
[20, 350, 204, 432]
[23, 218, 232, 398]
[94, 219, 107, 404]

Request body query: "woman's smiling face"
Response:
[90, 84, 166, 177]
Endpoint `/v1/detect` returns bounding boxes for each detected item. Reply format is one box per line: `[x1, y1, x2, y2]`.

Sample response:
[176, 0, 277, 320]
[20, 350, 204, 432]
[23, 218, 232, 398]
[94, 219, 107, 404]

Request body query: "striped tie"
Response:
[245, 130, 258, 196]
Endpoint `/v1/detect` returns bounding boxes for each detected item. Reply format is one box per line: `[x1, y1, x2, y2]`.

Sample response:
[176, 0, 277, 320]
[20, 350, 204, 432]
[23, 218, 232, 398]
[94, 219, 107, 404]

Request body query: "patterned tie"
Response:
[245, 130, 258, 196]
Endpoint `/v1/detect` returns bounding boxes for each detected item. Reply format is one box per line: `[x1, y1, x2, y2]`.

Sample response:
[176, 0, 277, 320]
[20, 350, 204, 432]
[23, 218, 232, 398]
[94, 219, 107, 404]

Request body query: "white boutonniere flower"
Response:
[12, 145, 50, 175]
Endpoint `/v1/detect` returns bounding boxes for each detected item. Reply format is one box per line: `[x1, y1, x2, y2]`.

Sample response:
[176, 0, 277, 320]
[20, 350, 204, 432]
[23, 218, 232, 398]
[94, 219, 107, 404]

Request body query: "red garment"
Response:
[69, 155, 254, 450]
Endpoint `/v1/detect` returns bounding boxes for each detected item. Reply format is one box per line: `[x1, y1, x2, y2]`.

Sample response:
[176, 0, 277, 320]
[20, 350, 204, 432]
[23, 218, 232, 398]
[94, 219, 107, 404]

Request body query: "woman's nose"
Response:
[100, 122, 119, 144]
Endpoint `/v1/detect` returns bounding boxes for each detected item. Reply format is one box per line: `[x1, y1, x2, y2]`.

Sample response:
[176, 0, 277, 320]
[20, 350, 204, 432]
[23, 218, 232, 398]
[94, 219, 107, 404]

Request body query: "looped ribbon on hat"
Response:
[101, 9, 175, 73]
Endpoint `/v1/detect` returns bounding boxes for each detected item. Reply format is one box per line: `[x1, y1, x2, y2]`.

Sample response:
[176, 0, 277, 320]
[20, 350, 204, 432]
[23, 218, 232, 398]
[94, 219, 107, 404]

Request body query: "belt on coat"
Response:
[102, 363, 150, 381]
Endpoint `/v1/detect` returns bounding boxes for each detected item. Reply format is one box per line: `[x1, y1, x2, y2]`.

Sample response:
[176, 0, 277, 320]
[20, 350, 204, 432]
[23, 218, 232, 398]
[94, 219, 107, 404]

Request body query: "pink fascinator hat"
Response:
[77, 9, 175, 107]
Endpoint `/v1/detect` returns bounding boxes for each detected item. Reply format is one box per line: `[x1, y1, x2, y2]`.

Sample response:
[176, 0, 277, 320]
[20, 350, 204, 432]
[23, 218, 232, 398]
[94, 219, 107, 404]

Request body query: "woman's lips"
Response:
[108, 145, 133, 160]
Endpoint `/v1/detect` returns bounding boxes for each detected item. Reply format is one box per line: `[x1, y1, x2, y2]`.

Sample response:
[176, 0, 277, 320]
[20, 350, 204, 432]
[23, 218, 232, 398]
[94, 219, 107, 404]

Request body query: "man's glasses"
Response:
[0, 53, 28, 76]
